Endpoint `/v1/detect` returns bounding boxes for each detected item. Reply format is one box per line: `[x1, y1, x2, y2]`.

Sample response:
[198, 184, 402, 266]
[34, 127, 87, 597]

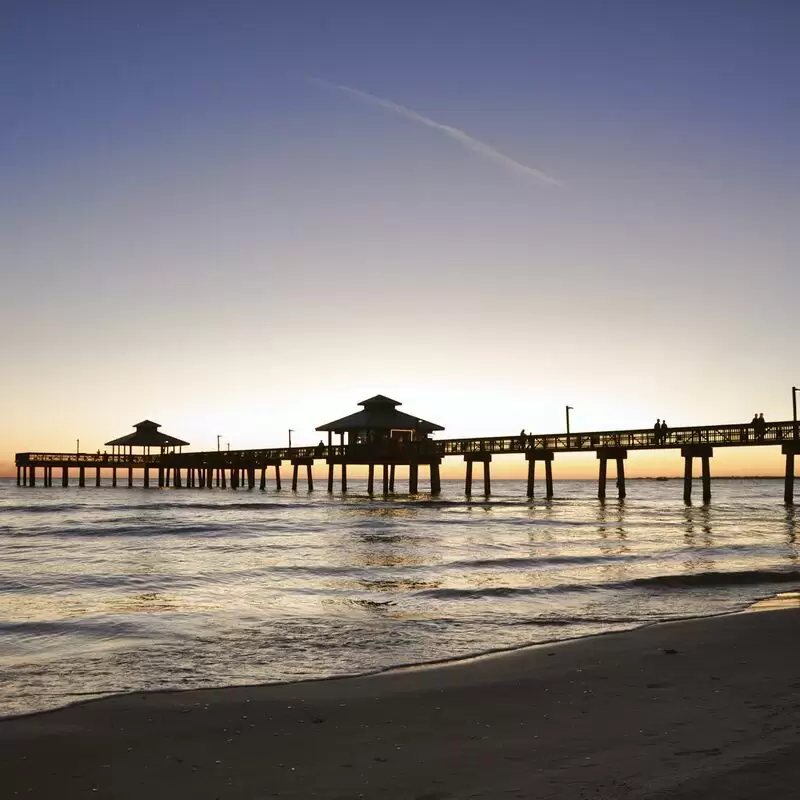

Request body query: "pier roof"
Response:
[316, 395, 444, 434]
[105, 420, 190, 448]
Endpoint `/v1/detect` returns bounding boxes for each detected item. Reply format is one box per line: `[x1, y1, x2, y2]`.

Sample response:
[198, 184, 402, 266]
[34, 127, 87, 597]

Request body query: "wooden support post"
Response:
[598, 458, 607, 500]
[409, 463, 419, 494]
[248, 467, 256, 490]
[683, 456, 693, 504]
[389, 464, 395, 492]
[785, 452, 795, 504]
[275, 465, 282, 491]
[306, 464, 313, 491]
[465, 453, 491, 496]
[174, 468, 182, 489]
[215, 469, 220, 488]
[702, 455, 711, 504]
[367, 464, 375, 494]
[526, 459, 535, 498]
[681, 446, 712, 505]
[383, 463, 389, 494]
[327, 463, 334, 493]
[143, 465, 150, 489]
[545, 460, 554, 499]
[340, 464, 347, 493]
[95, 467, 101, 487]
[127, 467, 133, 488]
[221, 469, 226, 489]
[292, 463, 299, 491]
[430, 462, 441, 495]
[17, 466, 20, 486]
[597, 448, 626, 502]
[261, 467, 267, 491]
[112, 467, 117, 487]
[79, 467, 86, 488]
[158, 467, 165, 488]
[22, 466, 27, 487]
[207, 468, 213, 489]
[62, 467, 69, 487]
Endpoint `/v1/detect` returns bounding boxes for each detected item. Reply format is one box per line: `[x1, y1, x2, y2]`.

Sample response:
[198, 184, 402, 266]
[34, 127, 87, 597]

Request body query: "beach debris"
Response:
[662, 648, 679, 655]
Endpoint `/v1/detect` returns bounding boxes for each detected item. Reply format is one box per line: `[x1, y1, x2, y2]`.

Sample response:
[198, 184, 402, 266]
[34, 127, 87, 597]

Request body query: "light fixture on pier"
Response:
[566, 405, 573, 447]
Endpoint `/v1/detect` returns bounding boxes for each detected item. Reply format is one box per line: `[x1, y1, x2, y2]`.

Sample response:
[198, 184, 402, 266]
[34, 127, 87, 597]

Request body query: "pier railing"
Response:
[16, 421, 798, 468]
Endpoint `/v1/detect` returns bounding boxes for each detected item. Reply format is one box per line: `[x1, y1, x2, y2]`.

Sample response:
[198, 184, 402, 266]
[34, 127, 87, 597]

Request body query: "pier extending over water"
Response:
[15, 417, 800, 504]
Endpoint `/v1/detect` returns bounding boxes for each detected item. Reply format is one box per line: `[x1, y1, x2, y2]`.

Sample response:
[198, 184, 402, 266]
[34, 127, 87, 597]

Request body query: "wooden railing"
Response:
[16, 420, 799, 467]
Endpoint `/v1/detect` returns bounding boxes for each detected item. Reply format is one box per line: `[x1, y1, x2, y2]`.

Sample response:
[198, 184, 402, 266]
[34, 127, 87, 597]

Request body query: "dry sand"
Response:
[2, 606, 799, 799]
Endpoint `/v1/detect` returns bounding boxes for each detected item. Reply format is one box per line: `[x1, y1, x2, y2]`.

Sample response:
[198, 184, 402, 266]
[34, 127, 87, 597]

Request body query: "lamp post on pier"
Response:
[76, 439, 80, 455]
[566, 406, 573, 448]
[217, 435, 223, 452]
[288, 429, 294, 448]
[793, 387, 798, 439]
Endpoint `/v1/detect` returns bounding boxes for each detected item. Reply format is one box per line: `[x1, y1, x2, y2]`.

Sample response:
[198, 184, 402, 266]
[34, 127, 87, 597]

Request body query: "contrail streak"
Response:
[310, 77, 561, 187]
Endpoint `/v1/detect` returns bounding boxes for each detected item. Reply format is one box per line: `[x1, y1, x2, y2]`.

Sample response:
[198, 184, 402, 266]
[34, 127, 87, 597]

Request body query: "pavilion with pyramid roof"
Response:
[315, 395, 443, 493]
[105, 420, 189, 457]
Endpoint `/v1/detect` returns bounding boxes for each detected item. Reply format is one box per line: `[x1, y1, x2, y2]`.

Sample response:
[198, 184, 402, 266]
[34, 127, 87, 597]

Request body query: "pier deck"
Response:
[15, 420, 800, 503]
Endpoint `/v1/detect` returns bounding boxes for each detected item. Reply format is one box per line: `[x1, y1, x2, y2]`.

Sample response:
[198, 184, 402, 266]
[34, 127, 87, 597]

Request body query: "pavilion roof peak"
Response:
[106, 420, 189, 448]
[317, 395, 443, 433]
[358, 394, 401, 408]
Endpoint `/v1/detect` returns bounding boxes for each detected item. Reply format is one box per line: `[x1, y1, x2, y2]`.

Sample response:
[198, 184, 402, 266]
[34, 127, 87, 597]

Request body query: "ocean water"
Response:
[1, 477, 798, 717]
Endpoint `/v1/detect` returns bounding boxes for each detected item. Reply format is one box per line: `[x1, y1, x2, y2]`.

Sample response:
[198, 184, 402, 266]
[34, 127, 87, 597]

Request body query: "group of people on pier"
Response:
[750, 413, 768, 441]
[653, 419, 669, 445]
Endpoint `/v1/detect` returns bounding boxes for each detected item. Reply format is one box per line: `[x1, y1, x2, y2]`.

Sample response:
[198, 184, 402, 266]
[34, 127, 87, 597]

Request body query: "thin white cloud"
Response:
[310, 77, 561, 187]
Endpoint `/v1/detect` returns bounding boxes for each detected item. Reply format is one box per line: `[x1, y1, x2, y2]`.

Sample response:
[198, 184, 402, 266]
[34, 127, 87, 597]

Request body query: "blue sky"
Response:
[2, 1, 799, 476]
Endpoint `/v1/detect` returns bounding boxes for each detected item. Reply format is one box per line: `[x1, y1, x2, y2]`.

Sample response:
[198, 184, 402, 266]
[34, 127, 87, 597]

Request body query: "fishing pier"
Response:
[14, 395, 800, 504]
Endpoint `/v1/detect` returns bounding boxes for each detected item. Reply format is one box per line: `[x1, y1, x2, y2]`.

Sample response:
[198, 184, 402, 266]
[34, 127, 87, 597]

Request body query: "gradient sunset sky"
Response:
[2, 0, 798, 478]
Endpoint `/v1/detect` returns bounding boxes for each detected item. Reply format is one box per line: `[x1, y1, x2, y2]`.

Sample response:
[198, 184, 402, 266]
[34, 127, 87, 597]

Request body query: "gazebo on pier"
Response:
[105, 420, 189, 457]
[315, 395, 444, 493]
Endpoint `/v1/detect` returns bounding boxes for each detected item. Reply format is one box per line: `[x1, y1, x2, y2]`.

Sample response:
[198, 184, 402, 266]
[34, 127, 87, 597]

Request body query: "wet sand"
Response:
[2, 605, 799, 799]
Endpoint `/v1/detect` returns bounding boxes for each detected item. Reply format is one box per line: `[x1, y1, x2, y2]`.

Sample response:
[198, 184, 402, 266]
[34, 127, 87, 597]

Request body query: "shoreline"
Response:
[2, 591, 792, 724]
[3, 604, 799, 798]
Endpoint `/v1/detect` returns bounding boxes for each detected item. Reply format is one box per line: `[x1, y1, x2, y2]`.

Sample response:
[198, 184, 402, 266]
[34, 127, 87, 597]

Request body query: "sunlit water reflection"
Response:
[1, 478, 798, 716]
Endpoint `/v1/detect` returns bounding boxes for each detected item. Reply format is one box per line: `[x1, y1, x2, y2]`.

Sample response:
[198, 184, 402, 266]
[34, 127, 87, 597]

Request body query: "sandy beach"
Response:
[2, 606, 799, 799]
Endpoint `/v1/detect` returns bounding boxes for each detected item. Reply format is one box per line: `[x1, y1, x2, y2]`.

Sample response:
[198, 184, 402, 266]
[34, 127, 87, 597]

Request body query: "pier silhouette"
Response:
[14, 395, 800, 504]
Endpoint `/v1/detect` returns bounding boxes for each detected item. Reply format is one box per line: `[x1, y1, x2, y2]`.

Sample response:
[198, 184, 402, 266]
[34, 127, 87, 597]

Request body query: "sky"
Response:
[2, 0, 799, 479]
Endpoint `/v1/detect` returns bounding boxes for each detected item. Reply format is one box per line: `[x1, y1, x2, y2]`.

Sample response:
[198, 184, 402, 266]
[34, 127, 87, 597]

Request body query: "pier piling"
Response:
[597, 448, 627, 500]
[782, 443, 799, 504]
[681, 445, 714, 504]
[464, 453, 492, 496]
[526, 450, 555, 499]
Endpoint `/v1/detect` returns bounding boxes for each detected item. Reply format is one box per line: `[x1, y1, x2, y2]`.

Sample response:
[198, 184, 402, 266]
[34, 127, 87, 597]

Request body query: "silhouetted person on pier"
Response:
[757, 413, 766, 441]
[314, 440, 325, 457]
[519, 429, 526, 450]
[660, 420, 669, 444]
[654, 419, 661, 445]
